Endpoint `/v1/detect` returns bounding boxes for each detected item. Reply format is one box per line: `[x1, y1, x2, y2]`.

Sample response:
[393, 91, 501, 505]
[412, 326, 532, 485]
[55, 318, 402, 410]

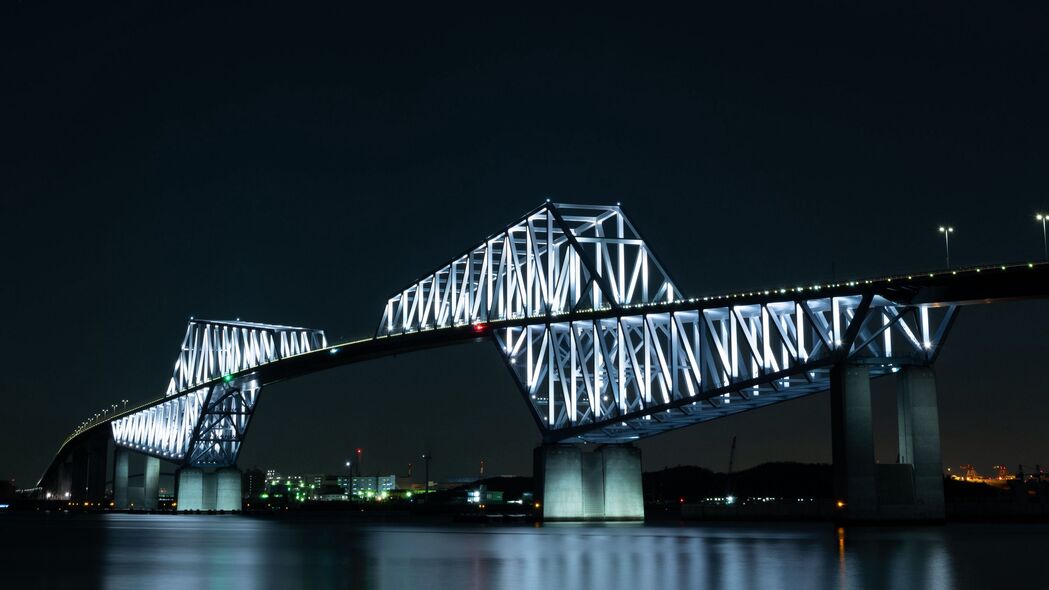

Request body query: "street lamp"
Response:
[938, 226, 955, 268]
[1037, 214, 1048, 260]
[421, 452, 432, 501]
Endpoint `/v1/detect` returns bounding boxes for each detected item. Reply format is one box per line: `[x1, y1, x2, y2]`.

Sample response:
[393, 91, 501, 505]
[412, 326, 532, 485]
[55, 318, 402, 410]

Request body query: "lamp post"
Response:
[938, 226, 954, 268]
[422, 452, 431, 501]
[1037, 214, 1048, 261]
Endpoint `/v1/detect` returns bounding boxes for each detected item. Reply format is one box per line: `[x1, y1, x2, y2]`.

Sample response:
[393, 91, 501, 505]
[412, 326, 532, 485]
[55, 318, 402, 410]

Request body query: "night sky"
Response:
[3, 3, 1048, 486]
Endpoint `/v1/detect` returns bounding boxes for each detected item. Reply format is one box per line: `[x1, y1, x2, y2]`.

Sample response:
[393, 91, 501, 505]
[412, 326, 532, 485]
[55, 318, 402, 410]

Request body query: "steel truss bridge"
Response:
[38, 202, 1049, 488]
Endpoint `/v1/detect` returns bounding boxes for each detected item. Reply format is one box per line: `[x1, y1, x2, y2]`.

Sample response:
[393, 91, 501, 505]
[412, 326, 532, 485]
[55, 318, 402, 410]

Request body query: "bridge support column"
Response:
[57, 459, 72, 500]
[177, 468, 205, 511]
[143, 456, 160, 510]
[177, 467, 241, 511]
[832, 363, 946, 522]
[534, 444, 643, 521]
[114, 449, 130, 510]
[897, 366, 945, 520]
[830, 364, 878, 519]
[215, 468, 242, 511]
[601, 445, 644, 519]
[69, 431, 108, 503]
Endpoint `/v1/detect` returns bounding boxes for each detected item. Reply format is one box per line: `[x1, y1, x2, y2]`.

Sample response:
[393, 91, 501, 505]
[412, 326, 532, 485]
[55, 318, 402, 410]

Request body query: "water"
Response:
[1, 513, 1044, 589]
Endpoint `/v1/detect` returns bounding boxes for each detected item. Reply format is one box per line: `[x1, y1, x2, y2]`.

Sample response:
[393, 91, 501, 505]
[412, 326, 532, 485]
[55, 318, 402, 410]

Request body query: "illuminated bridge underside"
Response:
[496, 295, 954, 443]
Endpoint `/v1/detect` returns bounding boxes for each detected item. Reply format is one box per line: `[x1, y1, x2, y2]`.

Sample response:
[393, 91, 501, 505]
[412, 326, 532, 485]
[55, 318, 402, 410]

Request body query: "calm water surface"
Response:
[1, 513, 1045, 589]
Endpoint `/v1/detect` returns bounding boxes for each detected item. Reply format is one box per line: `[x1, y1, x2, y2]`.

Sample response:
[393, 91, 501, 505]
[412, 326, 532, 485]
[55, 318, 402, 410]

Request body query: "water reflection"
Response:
[3, 513, 1045, 589]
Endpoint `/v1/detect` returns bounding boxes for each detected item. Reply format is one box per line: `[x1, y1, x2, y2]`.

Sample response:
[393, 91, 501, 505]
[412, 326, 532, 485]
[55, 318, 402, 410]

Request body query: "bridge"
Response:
[34, 202, 1049, 521]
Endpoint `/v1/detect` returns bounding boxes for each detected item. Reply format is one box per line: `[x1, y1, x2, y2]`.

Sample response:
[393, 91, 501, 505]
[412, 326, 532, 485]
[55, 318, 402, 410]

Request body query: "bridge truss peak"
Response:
[166, 319, 327, 397]
[377, 203, 682, 337]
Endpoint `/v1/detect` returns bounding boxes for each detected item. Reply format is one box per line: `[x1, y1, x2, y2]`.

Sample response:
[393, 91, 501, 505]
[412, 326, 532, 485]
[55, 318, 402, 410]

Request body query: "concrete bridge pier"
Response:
[534, 444, 644, 521]
[113, 450, 160, 510]
[66, 430, 108, 503]
[896, 366, 945, 519]
[177, 467, 242, 511]
[830, 364, 879, 519]
[113, 448, 129, 509]
[142, 456, 160, 510]
[831, 363, 945, 521]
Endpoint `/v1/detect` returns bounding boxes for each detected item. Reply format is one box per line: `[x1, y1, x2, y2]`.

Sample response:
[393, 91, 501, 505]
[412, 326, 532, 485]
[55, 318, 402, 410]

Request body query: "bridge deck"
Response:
[40, 260, 1049, 487]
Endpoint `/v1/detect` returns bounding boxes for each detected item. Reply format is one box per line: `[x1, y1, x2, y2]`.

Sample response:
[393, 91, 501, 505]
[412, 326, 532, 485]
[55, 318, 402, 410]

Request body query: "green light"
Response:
[223, 374, 233, 383]
[259, 493, 269, 499]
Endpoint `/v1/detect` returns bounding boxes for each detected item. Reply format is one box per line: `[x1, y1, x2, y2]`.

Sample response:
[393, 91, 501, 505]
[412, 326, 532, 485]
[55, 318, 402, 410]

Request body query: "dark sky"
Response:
[3, 3, 1048, 486]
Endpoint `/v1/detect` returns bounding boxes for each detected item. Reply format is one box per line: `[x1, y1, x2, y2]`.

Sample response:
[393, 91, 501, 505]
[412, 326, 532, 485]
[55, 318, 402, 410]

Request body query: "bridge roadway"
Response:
[40, 260, 1049, 491]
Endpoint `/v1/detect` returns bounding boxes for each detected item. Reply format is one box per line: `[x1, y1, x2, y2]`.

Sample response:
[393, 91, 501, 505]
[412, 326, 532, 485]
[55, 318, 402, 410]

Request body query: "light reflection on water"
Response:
[2, 513, 1044, 589]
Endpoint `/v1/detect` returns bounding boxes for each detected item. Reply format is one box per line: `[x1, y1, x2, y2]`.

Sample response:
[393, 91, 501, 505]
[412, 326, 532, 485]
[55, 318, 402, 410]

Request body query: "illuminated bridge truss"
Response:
[376, 203, 960, 443]
[166, 319, 326, 397]
[97, 204, 963, 465]
[112, 376, 262, 466]
[494, 295, 956, 443]
[378, 203, 682, 336]
[112, 320, 324, 466]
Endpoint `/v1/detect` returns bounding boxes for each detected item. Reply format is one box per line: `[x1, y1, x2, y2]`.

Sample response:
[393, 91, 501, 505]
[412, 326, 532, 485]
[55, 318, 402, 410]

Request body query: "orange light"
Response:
[836, 500, 846, 509]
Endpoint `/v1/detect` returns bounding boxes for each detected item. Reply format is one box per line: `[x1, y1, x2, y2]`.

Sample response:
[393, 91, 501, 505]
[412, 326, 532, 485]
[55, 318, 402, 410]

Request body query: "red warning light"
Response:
[472, 322, 489, 334]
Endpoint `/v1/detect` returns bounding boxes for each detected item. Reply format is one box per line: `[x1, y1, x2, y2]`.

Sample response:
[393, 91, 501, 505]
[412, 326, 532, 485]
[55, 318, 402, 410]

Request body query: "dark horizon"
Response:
[3, 3, 1049, 487]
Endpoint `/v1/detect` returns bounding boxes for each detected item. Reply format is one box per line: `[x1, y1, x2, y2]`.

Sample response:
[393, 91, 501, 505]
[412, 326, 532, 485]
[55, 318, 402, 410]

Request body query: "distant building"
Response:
[467, 487, 504, 504]
[351, 475, 396, 497]
[259, 471, 402, 501]
[312, 483, 349, 502]
[336, 476, 353, 494]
